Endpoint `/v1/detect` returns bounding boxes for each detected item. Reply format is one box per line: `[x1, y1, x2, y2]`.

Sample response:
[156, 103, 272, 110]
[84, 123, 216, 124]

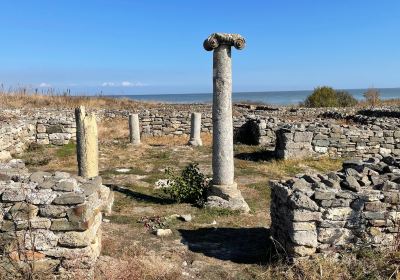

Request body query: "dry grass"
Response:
[95, 248, 182, 280]
[98, 118, 130, 140]
[144, 133, 212, 147]
[0, 90, 157, 110]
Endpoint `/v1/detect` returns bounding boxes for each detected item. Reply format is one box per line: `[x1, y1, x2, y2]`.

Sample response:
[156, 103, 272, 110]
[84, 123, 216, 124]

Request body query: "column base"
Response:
[205, 182, 250, 213]
[188, 138, 203, 147]
[129, 141, 141, 146]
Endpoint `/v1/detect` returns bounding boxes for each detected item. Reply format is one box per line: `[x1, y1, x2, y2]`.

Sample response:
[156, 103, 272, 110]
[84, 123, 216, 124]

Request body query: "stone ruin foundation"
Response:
[270, 156, 400, 259]
[0, 159, 114, 279]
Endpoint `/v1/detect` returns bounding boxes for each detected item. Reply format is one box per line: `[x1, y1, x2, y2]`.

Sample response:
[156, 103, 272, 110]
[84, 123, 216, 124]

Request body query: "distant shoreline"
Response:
[105, 87, 400, 105]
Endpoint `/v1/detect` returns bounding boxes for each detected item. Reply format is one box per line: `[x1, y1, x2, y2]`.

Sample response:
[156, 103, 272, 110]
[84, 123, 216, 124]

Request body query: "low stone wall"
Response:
[0, 120, 35, 155]
[140, 111, 213, 136]
[270, 156, 400, 258]
[0, 160, 114, 279]
[1, 106, 399, 159]
[275, 122, 400, 159]
[36, 115, 76, 145]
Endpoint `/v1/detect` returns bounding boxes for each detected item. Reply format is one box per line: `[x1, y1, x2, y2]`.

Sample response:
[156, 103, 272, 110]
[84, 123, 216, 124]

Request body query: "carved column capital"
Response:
[203, 33, 246, 51]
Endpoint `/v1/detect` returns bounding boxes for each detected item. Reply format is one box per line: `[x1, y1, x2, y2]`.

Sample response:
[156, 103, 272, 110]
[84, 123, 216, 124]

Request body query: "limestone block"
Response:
[0, 151, 12, 163]
[323, 207, 353, 221]
[26, 189, 57, 205]
[7, 202, 39, 221]
[318, 228, 354, 245]
[30, 171, 52, 184]
[292, 210, 322, 222]
[36, 123, 47, 133]
[39, 205, 68, 218]
[290, 230, 318, 247]
[24, 229, 58, 250]
[53, 178, 78, 192]
[58, 212, 101, 247]
[52, 193, 86, 205]
[2, 189, 26, 202]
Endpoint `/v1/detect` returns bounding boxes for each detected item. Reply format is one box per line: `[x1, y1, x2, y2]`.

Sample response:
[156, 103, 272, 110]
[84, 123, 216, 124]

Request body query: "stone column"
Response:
[203, 33, 250, 213]
[129, 114, 141, 145]
[75, 106, 99, 178]
[188, 112, 203, 146]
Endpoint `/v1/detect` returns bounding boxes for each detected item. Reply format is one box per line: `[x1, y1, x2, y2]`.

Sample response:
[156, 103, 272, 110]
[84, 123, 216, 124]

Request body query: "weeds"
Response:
[162, 163, 209, 206]
[55, 142, 76, 158]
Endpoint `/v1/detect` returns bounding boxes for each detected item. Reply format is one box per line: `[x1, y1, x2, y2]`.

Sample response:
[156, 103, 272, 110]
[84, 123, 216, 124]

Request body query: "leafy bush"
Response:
[336, 90, 358, 107]
[163, 163, 209, 206]
[304, 86, 358, 108]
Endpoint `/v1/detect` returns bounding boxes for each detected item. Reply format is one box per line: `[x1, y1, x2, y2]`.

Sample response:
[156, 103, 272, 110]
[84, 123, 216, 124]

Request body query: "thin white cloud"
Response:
[102, 81, 147, 87]
[39, 82, 51, 88]
[102, 82, 115, 87]
[121, 81, 147, 87]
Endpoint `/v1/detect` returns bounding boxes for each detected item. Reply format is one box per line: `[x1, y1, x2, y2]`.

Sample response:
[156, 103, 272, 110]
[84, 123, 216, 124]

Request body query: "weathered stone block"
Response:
[7, 202, 39, 221]
[53, 178, 78, 192]
[52, 193, 85, 205]
[292, 210, 322, 222]
[290, 230, 317, 247]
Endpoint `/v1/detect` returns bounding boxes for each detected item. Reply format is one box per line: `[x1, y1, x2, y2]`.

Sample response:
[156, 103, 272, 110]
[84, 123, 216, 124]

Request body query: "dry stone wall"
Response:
[0, 120, 35, 155]
[36, 115, 76, 146]
[275, 121, 400, 160]
[0, 159, 114, 279]
[270, 156, 400, 259]
[1, 106, 399, 160]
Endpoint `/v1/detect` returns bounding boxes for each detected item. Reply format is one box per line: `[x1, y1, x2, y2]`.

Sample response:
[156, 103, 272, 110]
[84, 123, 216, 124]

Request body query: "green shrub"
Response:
[163, 163, 209, 206]
[304, 86, 338, 107]
[304, 86, 358, 108]
[336, 90, 358, 107]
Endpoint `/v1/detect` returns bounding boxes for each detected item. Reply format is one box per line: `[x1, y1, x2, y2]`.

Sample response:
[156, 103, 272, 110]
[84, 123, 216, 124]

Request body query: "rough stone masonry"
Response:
[270, 156, 400, 258]
[203, 33, 250, 212]
[0, 159, 114, 279]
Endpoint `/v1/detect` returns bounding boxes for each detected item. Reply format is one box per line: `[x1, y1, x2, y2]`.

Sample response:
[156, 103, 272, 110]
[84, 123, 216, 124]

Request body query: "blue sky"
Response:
[0, 0, 399, 95]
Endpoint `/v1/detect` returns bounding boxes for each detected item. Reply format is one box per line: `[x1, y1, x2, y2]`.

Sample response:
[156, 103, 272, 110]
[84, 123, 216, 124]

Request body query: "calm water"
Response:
[108, 88, 400, 105]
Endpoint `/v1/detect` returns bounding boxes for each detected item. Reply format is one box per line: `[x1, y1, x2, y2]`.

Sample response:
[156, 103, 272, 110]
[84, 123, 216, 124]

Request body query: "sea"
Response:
[107, 88, 400, 105]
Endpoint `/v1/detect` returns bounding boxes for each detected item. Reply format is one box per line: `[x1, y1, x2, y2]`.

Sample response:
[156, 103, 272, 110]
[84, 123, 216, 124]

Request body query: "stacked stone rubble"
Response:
[270, 156, 400, 258]
[0, 120, 35, 154]
[275, 126, 314, 159]
[36, 116, 76, 146]
[275, 123, 400, 160]
[0, 160, 113, 279]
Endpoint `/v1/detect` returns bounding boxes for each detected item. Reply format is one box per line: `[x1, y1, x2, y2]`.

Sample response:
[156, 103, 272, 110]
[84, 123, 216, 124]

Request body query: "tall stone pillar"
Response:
[129, 114, 141, 145]
[75, 106, 99, 178]
[203, 33, 250, 213]
[188, 112, 203, 146]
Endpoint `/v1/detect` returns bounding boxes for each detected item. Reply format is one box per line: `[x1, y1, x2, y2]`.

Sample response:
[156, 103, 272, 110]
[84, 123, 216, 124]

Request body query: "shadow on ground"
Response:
[235, 150, 276, 162]
[179, 227, 275, 264]
[105, 184, 175, 205]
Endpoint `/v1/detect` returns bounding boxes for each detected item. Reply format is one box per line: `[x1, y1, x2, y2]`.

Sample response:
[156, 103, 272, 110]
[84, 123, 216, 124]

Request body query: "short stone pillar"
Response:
[188, 112, 203, 146]
[275, 126, 314, 160]
[203, 33, 250, 213]
[75, 106, 99, 178]
[129, 114, 141, 145]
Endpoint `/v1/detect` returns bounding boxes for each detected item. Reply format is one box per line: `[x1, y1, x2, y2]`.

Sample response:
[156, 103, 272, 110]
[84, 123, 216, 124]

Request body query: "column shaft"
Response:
[189, 112, 203, 146]
[129, 114, 141, 145]
[212, 45, 234, 186]
[75, 106, 99, 178]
